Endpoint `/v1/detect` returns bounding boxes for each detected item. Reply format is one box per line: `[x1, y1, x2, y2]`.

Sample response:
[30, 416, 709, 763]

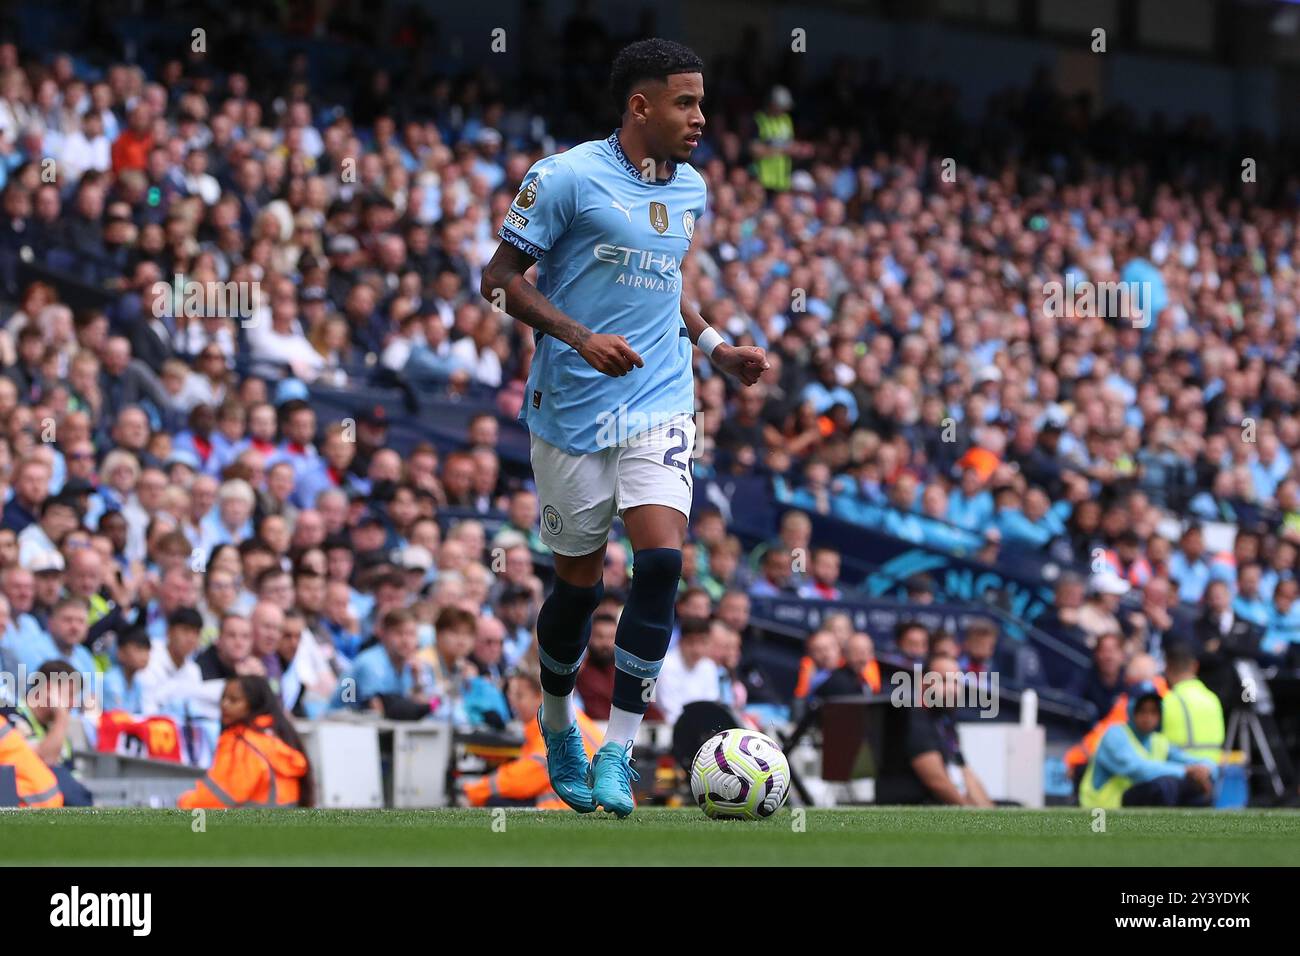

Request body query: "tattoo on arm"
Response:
[482, 243, 591, 351]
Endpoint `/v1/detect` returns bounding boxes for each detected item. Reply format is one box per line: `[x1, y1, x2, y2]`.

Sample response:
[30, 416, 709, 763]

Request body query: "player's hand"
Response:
[578, 333, 643, 376]
[713, 344, 769, 386]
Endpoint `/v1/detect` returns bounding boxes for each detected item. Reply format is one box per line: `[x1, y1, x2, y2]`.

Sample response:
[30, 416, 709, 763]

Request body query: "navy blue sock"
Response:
[536, 577, 604, 696]
[612, 548, 683, 714]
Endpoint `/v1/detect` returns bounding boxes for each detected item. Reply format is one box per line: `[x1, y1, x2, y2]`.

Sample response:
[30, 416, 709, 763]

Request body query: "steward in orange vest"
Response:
[794, 653, 881, 698]
[178, 676, 311, 808]
[463, 671, 602, 810]
[0, 714, 63, 807]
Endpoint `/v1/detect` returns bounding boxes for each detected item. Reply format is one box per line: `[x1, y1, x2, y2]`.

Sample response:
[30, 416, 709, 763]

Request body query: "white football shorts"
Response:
[530, 411, 695, 556]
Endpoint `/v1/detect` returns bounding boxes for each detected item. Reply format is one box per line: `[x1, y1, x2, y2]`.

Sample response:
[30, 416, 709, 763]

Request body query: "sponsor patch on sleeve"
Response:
[505, 209, 530, 231]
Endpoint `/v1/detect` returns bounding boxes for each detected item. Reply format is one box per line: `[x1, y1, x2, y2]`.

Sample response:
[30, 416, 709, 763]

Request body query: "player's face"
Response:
[646, 72, 704, 162]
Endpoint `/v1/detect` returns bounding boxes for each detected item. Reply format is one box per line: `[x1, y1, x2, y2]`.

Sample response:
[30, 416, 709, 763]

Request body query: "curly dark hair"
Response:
[229, 675, 316, 807]
[608, 38, 704, 116]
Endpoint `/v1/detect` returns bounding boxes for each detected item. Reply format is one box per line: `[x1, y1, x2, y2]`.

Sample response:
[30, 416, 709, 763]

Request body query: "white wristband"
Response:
[697, 327, 725, 359]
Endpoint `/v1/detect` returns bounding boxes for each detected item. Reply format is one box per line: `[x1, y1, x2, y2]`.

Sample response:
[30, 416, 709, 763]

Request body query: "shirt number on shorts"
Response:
[663, 427, 690, 470]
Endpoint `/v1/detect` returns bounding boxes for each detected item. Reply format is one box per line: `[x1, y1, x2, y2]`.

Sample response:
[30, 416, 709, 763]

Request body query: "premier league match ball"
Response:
[690, 729, 791, 820]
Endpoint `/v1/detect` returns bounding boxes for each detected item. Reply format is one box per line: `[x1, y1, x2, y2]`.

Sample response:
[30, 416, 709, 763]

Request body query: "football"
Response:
[690, 729, 791, 820]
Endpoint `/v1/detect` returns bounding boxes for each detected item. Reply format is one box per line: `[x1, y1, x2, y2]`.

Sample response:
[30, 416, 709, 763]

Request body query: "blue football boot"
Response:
[589, 741, 640, 818]
[537, 709, 596, 813]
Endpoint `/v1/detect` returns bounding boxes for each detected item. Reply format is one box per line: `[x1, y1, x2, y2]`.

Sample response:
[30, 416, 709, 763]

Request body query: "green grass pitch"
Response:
[4, 807, 1298, 865]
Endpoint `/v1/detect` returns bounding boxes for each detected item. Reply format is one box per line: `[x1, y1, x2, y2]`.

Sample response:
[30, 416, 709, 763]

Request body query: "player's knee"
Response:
[630, 547, 683, 596]
[544, 576, 605, 621]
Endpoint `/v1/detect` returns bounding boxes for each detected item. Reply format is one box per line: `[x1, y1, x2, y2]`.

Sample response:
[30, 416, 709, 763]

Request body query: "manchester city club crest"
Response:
[542, 505, 563, 535]
[683, 209, 694, 239]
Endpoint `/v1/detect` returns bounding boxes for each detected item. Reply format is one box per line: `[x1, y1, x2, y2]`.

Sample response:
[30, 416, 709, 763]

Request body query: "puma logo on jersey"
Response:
[610, 199, 634, 222]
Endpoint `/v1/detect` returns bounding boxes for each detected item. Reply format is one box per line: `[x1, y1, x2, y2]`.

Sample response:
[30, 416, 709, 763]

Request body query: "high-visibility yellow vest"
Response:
[1161, 678, 1225, 763]
[17, 703, 72, 764]
[1079, 724, 1169, 809]
[754, 111, 793, 191]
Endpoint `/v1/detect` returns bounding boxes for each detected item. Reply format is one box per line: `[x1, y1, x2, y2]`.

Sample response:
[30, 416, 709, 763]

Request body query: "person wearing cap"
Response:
[1079, 569, 1129, 641]
[396, 544, 435, 594]
[60, 472, 103, 531]
[1079, 680, 1216, 809]
[352, 506, 392, 558]
[470, 127, 506, 191]
[28, 550, 67, 632]
[751, 86, 796, 193]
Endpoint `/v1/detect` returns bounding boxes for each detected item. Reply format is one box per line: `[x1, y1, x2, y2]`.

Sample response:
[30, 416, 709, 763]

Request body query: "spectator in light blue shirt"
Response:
[995, 486, 1070, 550]
[102, 627, 152, 713]
[197, 478, 256, 555]
[1, 567, 53, 672]
[916, 484, 984, 555]
[784, 460, 836, 516]
[947, 468, 994, 532]
[24, 595, 98, 679]
[880, 473, 924, 542]
[1231, 564, 1271, 628]
[1248, 434, 1291, 503]
[1168, 526, 1212, 606]
[331, 607, 434, 711]
[494, 586, 536, 669]
[801, 360, 859, 424]
[1262, 579, 1300, 660]
[1258, 541, 1295, 604]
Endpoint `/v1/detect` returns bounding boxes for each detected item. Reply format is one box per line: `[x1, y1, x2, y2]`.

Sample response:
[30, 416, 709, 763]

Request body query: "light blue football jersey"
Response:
[497, 130, 706, 455]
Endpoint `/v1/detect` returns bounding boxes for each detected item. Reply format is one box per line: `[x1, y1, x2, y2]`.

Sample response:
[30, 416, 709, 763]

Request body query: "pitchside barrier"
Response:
[66, 715, 674, 809]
